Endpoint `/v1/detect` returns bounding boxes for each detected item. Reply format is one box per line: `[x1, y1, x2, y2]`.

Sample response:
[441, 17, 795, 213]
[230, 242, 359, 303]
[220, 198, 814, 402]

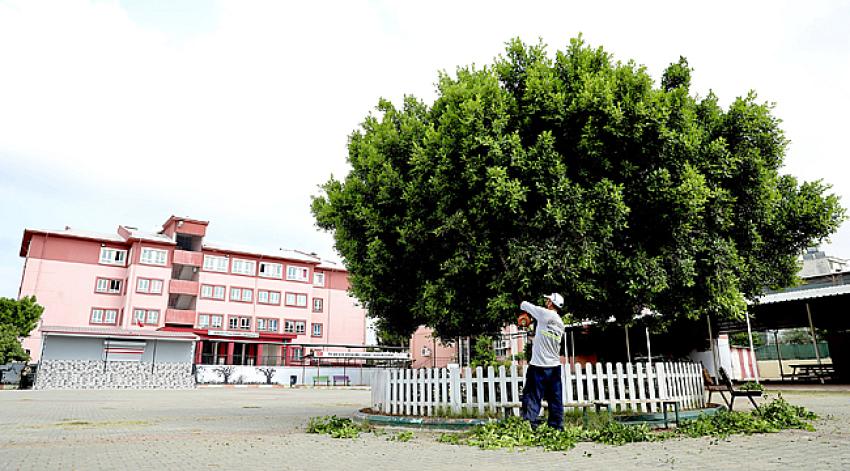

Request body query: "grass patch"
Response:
[387, 431, 414, 442]
[306, 416, 371, 439]
[436, 395, 817, 452]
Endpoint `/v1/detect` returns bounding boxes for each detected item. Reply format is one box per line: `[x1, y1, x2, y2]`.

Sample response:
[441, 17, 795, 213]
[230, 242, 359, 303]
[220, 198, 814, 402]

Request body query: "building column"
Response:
[226, 342, 235, 365]
[256, 344, 264, 366]
[195, 340, 204, 364]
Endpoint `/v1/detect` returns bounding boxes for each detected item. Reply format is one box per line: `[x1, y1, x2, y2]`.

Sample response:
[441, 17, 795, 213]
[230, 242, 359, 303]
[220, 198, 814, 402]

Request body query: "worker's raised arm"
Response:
[520, 301, 550, 321]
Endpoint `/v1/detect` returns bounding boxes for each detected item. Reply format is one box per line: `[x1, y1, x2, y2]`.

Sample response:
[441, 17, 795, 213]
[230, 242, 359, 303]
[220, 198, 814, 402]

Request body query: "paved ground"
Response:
[1, 387, 849, 470]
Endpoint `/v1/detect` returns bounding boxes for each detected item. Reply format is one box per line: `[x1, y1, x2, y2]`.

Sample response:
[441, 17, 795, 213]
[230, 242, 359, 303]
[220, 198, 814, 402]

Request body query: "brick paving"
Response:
[1, 387, 848, 470]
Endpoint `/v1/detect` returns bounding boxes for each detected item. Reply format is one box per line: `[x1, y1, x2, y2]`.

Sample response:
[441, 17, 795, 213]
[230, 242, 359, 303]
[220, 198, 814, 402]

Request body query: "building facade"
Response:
[18, 215, 367, 366]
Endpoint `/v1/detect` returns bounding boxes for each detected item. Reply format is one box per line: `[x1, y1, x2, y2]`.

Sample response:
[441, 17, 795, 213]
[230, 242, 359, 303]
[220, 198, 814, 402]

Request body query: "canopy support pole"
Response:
[745, 310, 759, 383]
[707, 314, 719, 379]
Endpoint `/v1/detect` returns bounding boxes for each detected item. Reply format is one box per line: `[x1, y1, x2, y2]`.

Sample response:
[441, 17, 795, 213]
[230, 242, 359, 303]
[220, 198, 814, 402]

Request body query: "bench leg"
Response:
[748, 395, 759, 411]
[582, 407, 589, 428]
[663, 404, 669, 429]
[674, 402, 680, 426]
[718, 391, 731, 410]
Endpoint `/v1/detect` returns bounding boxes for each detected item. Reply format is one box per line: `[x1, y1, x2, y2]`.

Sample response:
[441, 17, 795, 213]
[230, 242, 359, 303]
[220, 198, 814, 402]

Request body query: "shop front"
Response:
[160, 327, 299, 366]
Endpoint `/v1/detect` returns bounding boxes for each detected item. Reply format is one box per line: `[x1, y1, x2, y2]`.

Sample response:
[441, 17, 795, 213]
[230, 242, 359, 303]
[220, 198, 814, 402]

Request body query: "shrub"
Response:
[306, 416, 369, 439]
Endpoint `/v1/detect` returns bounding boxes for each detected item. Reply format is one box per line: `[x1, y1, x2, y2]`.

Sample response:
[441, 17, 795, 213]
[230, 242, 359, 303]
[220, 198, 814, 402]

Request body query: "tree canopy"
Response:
[312, 38, 844, 340]
[0, 296, 44, 362]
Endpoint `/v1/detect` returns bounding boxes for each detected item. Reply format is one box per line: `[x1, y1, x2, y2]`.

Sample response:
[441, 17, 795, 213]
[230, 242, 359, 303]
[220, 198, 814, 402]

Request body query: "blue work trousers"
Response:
[521, 365, 563, 430]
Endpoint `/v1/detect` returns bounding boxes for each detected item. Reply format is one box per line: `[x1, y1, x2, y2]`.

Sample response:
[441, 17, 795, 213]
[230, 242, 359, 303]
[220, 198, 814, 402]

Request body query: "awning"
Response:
[756, 284, 850, 305]
[41, 325, 197, 342]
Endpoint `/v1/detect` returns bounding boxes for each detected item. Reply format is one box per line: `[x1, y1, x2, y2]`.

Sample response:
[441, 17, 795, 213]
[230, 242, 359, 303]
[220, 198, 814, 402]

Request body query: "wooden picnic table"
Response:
[789, 363, 834, 382]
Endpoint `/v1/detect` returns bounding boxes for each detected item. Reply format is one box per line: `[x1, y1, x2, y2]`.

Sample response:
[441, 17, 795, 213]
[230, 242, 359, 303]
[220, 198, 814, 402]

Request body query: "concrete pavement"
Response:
[1, 387, 848, 470]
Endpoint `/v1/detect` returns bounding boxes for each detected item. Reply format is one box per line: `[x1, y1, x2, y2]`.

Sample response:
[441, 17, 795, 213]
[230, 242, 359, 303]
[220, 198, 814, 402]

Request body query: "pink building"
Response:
[18, 215, 368, 366]
[409, 325, 528, 369]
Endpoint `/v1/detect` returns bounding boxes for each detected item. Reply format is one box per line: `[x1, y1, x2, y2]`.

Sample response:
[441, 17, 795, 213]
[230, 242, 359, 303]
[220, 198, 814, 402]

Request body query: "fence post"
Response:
[449, 366, 461, 414]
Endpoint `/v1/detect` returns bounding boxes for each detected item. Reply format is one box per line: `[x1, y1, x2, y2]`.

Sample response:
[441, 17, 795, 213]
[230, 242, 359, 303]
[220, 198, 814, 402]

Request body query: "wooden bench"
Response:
[333, 375, 350, 386]
[790, 363, 834, 383]
[312, 375, 330, 386]
[704, 367, 761, 411]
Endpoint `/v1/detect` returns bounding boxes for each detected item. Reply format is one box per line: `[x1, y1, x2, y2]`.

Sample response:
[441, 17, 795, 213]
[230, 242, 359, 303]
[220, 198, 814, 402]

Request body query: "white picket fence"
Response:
[371, 362, 705, 416]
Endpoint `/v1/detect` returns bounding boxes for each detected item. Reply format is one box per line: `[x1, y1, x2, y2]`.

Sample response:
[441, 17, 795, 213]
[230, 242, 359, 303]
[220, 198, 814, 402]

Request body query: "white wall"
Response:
[688, 335, 734, 379]
[195, 364, 383, 386]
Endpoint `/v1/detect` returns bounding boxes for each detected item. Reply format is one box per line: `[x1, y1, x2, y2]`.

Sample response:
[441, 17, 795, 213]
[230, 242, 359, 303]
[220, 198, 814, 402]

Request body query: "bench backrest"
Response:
[718, 367, 734, 390]
[333, 375, 349, 379]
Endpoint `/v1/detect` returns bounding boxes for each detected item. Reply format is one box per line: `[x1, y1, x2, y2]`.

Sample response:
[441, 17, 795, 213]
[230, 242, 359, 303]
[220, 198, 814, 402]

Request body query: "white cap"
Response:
[544, 293, 564, 309]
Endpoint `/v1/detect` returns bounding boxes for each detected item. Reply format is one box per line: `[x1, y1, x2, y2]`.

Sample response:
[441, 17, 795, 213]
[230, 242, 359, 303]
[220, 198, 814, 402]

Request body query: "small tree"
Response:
[730, 331, 766, 348]
[0, 296, 44, 336]
[0, 296, 44, 363]
[784, 328, 813, 345]
[0, 325, 28, 364]
[258, 367, 276, 385]
[213, 366, 235, 384]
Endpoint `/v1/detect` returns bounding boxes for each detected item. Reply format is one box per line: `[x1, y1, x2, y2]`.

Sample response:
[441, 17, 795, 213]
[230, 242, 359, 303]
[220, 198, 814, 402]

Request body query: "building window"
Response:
[295, 321, 306, 334]
[91, 308, 118, 325]
[201, 284, 225, 300]
[95, 278, 122, 294]
[494, 339, 509, 358]
[203, 255, 228, 272]
[286, 265, 309, 282]
[312, 298, 323, 312]
[257, 290, 281, 305]
[311, 323, 322, 337]
[284, 320, 295, 333]
[257, 318, 279, 332]
[231, 258, 256, 276]
[291, 347, 303, 361]
[140, 247, 168, 265]
[228, 316, 252, 330]
[99, 248, 127, 266]
[259, 262, 283, 279]
[133, 309, 159, 325]
[313, 272, 325, 287]
[136, 278, 163, 294]
[198, 314, 224, 329]
[230, 287, 253, 302]
[285, 292, 308, 307]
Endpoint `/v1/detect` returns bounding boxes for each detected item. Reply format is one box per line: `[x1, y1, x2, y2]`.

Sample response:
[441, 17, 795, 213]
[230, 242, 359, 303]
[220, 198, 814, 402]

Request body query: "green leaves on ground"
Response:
[306, 416, 369, 439]
[439, 397, 818, 451]
[312, 37, 845, 340]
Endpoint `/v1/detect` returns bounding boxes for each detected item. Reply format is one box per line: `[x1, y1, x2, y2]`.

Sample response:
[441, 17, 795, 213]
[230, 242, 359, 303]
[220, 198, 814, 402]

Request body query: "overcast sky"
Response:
[1, 0, 849, 298]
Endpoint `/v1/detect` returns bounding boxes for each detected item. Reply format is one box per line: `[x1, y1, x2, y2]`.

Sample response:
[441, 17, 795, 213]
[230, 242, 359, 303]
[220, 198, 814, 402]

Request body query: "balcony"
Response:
[169, 279, 199, 296]
[172, 249, 203, 267]
[165, 308, 196, 326]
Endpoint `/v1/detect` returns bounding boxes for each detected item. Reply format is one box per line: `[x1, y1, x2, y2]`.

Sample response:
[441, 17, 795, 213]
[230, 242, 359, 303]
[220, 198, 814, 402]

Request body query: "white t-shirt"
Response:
[520, 301, 565, 367]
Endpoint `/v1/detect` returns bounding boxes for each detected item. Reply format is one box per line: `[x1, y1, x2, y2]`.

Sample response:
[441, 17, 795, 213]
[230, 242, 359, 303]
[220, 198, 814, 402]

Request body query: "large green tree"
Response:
[312, 38, 844, 340]
[0, 296, 44, 362]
